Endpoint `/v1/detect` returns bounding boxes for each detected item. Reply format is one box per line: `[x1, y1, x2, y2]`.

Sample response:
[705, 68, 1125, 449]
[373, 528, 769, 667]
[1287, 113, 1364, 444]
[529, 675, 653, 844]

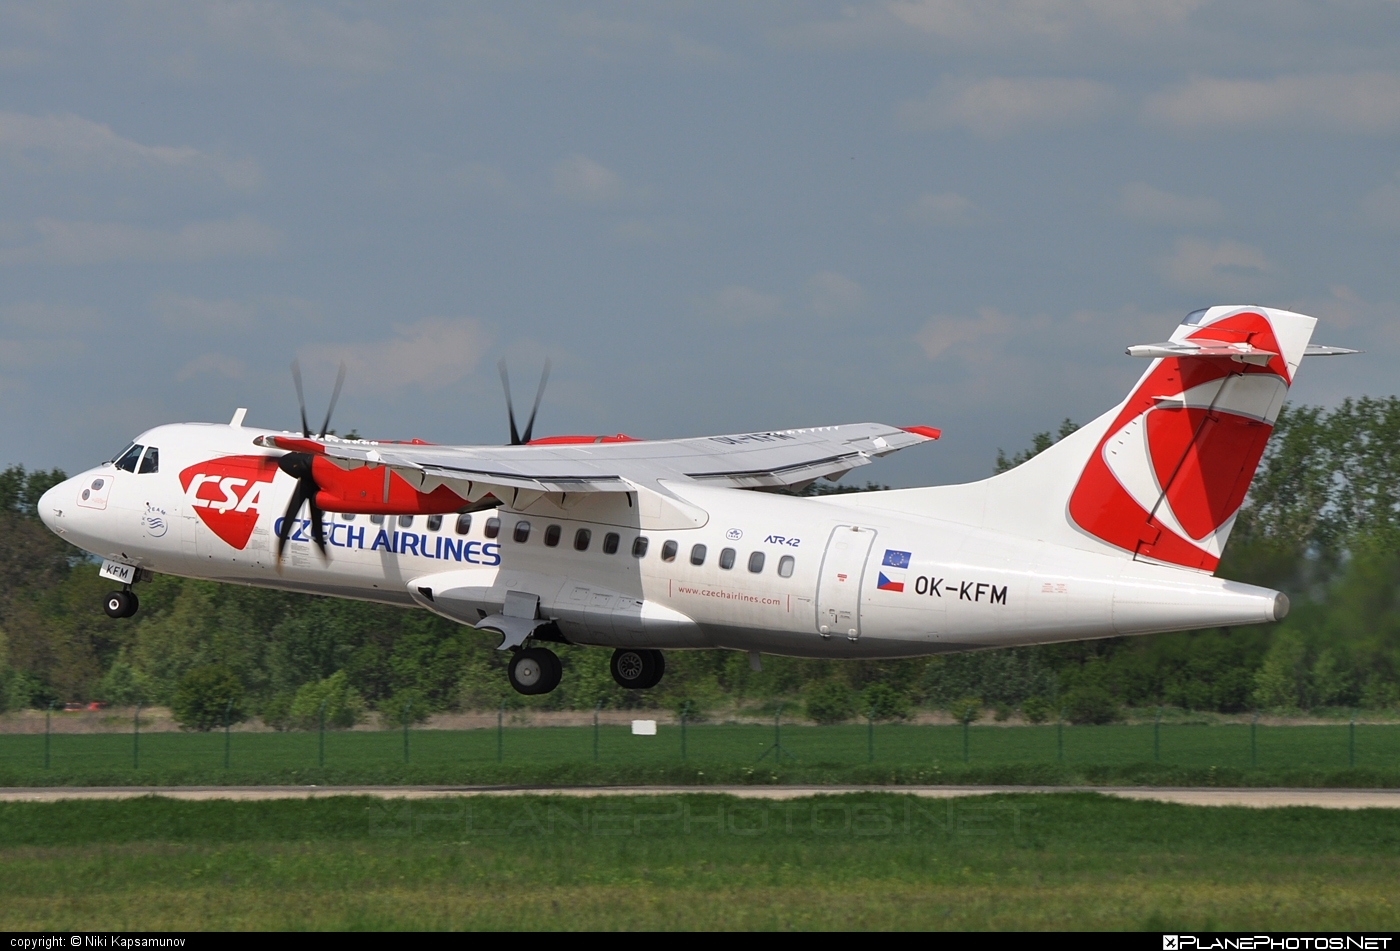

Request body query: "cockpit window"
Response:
[114, 444, 144, 473]
[137, 446, 159, 474]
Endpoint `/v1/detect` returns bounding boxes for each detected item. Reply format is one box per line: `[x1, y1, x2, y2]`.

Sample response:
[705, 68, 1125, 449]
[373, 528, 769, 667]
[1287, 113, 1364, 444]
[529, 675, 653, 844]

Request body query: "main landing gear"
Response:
[507, 647, 562, 696]
[504, 646, 668, 695]
[610, 648, 665, 690]
[103, 589, 139, 619]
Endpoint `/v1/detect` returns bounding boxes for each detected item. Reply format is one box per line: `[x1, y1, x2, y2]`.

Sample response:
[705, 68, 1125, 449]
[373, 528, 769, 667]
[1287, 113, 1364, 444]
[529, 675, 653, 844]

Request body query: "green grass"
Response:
[3, 722, 1398, 787]
[2, 792, 1399, 929]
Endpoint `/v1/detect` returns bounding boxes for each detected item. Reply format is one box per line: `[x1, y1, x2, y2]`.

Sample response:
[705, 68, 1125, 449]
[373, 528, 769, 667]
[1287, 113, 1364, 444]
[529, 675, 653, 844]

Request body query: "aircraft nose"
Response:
[37, 479, 72, 533]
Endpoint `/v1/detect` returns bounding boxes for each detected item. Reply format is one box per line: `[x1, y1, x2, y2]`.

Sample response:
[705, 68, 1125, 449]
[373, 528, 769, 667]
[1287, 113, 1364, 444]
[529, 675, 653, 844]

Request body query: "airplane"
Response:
[37, 305, 1356, 697]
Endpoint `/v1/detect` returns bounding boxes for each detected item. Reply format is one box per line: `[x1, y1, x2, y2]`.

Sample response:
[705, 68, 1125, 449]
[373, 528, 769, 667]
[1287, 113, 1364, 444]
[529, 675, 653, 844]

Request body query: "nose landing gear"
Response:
[103, 589, 139, 619]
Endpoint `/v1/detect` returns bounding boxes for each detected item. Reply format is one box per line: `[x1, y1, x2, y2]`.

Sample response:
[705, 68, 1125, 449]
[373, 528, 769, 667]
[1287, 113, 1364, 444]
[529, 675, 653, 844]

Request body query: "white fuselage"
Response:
[40, 420, 1285, 660]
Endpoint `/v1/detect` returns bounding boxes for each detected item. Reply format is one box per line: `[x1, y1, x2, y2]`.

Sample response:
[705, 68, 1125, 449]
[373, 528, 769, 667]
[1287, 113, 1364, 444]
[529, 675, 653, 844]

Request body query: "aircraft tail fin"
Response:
[835, 306, 1351, 572]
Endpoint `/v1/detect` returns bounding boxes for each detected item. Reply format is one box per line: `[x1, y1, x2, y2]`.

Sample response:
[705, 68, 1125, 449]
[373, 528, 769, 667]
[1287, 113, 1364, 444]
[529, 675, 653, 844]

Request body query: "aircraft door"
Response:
[816, 525, 877, 640]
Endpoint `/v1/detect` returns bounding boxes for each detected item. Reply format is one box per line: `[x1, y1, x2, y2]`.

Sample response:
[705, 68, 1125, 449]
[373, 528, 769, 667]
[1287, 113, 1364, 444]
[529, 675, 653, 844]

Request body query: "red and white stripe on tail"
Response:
[1067, 306, 1316, 571]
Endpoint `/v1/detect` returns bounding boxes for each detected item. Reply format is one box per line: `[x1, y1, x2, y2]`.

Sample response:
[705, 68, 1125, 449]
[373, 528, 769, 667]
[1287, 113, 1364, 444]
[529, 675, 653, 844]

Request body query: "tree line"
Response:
[1, 397, 1398, 728]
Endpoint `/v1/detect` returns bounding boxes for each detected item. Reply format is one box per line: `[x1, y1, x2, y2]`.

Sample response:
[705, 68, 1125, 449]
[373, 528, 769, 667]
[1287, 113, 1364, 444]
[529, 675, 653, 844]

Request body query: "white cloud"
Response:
[696, 285, 784, 324]
[202, 1, 398, 73]
[0, 216, 283, 265]
[153, 292, 258, 333]
[1359, 175, 1400, 231]
[1117, 182, 1222, 227]
[906, 191, 976, 226]
[301, 317, 491, 393]
[808, 272, 864, 319]
[176, 353, 248, 382]
[899, 77, 1118, 136]
[916, 307, 1016, 360]
[0, 111, 260, 190]
[1155, 237, 1275, 296]
[1145, 73, 1400, 134]
[552, 154, 625, 205]
[0, 300, 102, 333]
[559, 11, 728, 66]
[888, 0, 1203, 42]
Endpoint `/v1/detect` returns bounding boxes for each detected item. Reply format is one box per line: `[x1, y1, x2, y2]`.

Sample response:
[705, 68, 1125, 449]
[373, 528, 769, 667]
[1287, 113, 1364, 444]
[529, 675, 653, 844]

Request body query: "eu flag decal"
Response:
[878, 549, 911, 592]
[882, 550, 911, 569]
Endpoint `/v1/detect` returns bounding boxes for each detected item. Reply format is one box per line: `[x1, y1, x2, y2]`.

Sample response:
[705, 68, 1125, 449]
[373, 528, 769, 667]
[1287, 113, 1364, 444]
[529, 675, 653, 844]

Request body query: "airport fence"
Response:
[4, 705, 1399, 784]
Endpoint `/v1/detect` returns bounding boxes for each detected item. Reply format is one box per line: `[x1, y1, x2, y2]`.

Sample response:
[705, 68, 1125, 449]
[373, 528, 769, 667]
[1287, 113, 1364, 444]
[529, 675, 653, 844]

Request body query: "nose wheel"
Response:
[610, 648, 665, 689]
[508, 647, 562, 695]
[104, 589, 139, 619]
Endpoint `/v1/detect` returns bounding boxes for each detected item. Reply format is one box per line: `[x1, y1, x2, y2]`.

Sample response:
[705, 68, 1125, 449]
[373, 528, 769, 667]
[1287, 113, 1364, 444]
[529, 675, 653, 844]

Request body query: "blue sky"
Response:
[2, 1, 1396, 486]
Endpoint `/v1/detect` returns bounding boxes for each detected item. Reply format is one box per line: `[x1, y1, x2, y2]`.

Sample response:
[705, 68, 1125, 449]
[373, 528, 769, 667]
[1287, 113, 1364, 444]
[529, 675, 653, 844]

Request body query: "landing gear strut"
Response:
[104, 589, 139, 619]
[610, 648, 665, 690]
[508, 647, 562, 696]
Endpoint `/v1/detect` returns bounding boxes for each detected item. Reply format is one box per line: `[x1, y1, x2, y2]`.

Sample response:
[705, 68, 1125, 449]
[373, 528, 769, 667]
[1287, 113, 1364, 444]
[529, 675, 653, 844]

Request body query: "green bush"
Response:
[804, 680, 855, 724]
[947, 696, 983, 723]
[1020, 695, 1054, 724]
[380, 688, 431, 727]
[95, 661, 151, 707]
[1063, 685, 1120, 725]
[260, 691, 295, 731]
[860, 682, 911, 721]
[288, 672, 365, 730]
[171, 666, 245, 732]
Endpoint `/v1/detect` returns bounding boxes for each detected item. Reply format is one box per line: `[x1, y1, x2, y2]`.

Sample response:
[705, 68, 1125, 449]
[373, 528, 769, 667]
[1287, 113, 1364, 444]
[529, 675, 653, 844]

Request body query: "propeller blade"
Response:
[318, 362, 346, 438]
[308, 500, 327, 560]
[275, 480, 309, 567]
[498, 359, 522, 445]
[291, 359, 310, 438]
[520, 358, 551, 445]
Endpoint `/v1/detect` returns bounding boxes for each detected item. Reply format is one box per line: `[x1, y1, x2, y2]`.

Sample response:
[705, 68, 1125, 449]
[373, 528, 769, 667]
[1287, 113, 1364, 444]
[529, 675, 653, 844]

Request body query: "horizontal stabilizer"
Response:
[1304, 344, 1362, 356]
[1126, 340, 1278, 364]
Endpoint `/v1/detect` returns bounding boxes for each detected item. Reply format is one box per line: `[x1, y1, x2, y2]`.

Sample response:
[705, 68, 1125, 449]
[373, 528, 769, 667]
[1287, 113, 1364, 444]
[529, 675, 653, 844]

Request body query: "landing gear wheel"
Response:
[104, 590, 138, 619]
[508, 647, 562, 696]
[610, 648, 665, 690]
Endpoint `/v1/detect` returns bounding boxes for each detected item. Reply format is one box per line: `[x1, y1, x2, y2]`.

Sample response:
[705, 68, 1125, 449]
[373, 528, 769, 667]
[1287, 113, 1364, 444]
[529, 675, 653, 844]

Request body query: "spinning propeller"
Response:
[498, 358, 551, 445]
[271, 356, 552, 568]
[275, 359, 345, 567]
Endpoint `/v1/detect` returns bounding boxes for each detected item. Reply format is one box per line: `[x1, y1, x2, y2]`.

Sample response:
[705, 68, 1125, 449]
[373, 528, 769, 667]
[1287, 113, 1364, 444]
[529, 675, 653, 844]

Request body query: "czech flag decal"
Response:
[878, 549, 911, 592]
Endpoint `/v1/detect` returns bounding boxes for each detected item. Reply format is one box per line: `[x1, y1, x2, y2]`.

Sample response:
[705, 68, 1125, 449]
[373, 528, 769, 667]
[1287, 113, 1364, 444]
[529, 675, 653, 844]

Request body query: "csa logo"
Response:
[180, 455, 281, 550]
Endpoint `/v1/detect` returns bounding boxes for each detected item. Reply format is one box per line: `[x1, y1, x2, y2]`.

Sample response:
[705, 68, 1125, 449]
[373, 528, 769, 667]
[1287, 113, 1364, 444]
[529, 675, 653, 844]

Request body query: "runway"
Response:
[2, 785, 1398, 809]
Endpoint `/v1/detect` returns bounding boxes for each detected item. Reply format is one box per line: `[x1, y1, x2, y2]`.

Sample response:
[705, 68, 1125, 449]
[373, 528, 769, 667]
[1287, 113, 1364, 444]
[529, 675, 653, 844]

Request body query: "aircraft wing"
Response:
[254, 422, 939, 503]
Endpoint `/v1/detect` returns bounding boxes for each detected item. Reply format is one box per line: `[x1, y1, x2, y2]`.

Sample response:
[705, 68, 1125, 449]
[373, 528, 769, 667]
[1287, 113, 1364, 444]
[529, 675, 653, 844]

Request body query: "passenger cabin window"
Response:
[513, 520, 531, 543]
[544, 524, 562, 547]
[718, 547, 736, 570]
[426, 514, 442, 532]
[661, 540, 678, 562]
[690, 544, 707, 566]
[778, 555, 795, 578]
[137, 447, 159, 474]
[484, 517, 500, 538]
[632, 537, 649, 558]
[603, 532, 620, 555]
[115, 444, 144, 473]
[371, 514, 385, 525]
[455, 513, 472, 535]
[343, 513, 356, 521]
[574, 528, 592, 551]
[398, 515, 414, 528]
[748, 551, 765, 573]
